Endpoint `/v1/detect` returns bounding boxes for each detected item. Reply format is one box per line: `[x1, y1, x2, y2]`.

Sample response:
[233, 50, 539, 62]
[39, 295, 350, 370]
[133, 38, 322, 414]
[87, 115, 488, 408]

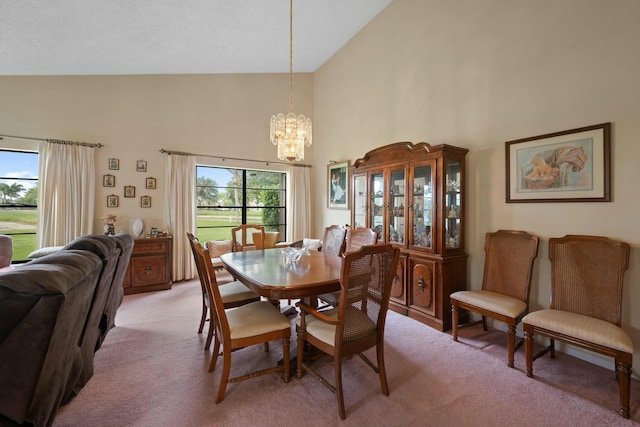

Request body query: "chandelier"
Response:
[270, 0, 312, 162]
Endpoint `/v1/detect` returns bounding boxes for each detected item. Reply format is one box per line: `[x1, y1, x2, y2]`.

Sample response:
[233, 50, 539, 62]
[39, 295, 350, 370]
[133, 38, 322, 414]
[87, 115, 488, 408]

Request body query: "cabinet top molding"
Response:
[353, 142, 468, 169]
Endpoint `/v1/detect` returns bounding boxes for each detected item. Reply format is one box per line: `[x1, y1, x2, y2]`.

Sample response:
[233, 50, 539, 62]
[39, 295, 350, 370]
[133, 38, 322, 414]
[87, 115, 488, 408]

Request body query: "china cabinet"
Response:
[351, 142, 468, 331]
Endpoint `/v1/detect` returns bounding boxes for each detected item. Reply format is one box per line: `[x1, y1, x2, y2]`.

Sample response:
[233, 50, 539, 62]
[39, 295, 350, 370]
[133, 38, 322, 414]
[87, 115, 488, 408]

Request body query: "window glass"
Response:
[0, 149, 38, 262]
[196, 166, 286, 243]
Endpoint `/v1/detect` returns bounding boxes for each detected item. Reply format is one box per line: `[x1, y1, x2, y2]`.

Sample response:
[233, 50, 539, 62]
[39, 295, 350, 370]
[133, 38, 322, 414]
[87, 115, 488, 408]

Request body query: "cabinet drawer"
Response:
[130, 255, 167, 286]
[132, 240, 168, 255]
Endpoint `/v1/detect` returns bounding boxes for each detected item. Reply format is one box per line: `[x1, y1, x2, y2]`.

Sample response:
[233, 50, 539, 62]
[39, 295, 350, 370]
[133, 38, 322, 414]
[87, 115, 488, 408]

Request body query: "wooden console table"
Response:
[123, 236, 173, 295]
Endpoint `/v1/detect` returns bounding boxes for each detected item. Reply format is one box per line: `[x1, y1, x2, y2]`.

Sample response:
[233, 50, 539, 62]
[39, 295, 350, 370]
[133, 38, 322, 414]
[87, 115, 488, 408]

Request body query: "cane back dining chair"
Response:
[296, 244, 400, 420]
[187, 233, 259, 350]
[320, 224, 347, 257]
[194, 242, 291, 403]
[522, 235, 633, 418]
[231, 224, 265, 252]
[450, 230, 539, 368]
[318, 227, 378, 308]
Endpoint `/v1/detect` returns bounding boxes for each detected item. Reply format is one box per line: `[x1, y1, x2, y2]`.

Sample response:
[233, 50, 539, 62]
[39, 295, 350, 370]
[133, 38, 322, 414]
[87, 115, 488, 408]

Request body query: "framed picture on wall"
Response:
[136, 160, 147, 172]
[103, 174, 115, 187]
[146, 177, 156, 189]
[124, 185, 135, 198]
[107, 194, 119, 207]
[140, 195, 151, 208]
[327, 161, 349, 210]
[108, 158, 119, 170]
[506, 122, 611, 203]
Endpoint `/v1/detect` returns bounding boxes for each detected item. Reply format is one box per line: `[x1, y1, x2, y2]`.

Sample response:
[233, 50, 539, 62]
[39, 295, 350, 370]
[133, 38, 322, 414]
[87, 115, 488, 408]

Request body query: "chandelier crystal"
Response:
[270, 0, 312, 162]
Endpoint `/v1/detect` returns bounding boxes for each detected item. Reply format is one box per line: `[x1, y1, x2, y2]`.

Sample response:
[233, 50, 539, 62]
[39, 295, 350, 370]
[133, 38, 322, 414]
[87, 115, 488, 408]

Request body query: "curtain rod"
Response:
[0, 133, 103, 148]
[159, 148, 312, 168]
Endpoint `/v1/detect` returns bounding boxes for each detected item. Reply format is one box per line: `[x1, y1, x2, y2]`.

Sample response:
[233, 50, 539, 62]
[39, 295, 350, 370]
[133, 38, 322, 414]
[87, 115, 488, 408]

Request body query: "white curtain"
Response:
[288, 166, 311, 241]
[163, 153, 196, 281]
[37, 141, 96, 248]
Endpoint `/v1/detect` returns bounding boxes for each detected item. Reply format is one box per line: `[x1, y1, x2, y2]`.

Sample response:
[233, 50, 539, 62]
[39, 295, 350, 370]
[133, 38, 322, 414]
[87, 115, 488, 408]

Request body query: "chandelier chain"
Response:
[289, 0, 293, 113]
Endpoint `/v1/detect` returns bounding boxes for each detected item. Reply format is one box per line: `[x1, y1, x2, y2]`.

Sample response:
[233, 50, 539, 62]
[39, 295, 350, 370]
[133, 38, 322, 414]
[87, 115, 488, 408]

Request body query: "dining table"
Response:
[219, 248, 342, 303]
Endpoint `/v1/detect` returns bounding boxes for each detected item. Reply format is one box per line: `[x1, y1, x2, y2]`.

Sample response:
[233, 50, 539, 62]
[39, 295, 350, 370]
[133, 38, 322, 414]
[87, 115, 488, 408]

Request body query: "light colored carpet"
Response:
[54, 279, 640, 426]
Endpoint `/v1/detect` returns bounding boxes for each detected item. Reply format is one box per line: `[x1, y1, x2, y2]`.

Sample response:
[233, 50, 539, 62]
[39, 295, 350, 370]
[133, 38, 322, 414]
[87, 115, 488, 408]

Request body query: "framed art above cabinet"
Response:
[350, 141, 469, 332]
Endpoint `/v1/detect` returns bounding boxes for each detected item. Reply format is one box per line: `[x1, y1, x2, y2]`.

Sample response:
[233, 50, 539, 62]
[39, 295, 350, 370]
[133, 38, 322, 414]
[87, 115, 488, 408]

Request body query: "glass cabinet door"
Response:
[411, 165, 433, 249]
[370, 172, 385, 241]
[445, 160, 462, 249]
[353, 175, 367, 228]
[389, 168, 405, 244]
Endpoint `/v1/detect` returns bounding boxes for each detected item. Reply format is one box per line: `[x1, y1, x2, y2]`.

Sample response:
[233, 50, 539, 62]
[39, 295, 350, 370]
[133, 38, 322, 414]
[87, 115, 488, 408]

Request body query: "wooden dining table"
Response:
[220, 248, 342, 302]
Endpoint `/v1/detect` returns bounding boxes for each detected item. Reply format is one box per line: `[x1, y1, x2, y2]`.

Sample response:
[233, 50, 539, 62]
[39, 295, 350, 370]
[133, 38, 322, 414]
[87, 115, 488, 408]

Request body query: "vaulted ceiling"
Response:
[0, 0, 393, 76]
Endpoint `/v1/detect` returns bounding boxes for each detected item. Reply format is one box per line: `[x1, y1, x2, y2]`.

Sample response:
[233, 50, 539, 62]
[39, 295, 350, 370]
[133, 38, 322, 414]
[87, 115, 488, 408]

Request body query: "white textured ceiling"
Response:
[0, 0, 393, 76]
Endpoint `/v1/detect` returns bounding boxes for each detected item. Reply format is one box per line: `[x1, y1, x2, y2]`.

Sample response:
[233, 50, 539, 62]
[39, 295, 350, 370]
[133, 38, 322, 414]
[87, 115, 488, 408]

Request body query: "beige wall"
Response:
[1, 0, 639, 373]
[313, 0, 640, 372]
[0, 73, 314, 233]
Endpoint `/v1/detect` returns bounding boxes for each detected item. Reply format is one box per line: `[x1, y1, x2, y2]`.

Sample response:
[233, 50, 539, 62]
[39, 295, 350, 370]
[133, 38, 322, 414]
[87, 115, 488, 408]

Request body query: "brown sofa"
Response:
[0, 233, 134, 426]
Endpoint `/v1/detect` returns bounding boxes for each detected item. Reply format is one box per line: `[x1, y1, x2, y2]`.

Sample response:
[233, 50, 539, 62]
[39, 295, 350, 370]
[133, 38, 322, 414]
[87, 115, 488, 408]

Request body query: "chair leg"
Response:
[208, 336, 221, 373]
[507, 324, 516, 368]
[205, 323, 214, 351]
[451, 304, 459, 342]
[616, 360, 631, 419]
[296, 317, 307, 379]
[524, 329, 534, 378]
[215, 348, 232, 403]
[334, 353, 346, 420]
[282, 337, 291, 383]
[198, 302, 207, 333]
[481, 315, 488, 331]
[377, 342, 390, 396]
[549, 338, 555, 358]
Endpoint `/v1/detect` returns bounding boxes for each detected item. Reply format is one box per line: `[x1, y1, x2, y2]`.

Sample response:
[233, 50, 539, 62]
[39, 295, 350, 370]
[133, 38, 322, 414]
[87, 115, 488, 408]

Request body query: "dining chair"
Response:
[522, 235, 633, 418]
[194, 242, 291, 403]
[450, 230, 539, 368]
[320, 224, 347, 257]
[296, 244, 400, 420]
[318, 227, 378, 308]
[187, 232, 260, 350]
[205, 239, 233, 271]
[231, 224, 265, 252]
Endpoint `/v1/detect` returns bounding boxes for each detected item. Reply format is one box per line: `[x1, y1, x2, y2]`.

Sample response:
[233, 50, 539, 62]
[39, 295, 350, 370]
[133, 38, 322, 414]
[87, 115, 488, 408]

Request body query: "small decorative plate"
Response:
[132, 218, 144, 237]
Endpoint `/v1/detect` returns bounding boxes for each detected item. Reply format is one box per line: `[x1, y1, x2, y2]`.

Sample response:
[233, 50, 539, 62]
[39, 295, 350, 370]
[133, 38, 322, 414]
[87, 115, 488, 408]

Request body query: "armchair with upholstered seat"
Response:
[231, 224, 265, 252]
[450, 230, 539, 368]
[320, 224, 346, 257]
[0, 235, 12, 269]
[522, 234, 632, 419]
[296, 244, 400, 419]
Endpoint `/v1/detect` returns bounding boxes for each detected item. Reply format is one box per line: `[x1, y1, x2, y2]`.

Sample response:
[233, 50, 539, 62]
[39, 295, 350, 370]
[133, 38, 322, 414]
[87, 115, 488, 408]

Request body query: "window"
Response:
[196, 166, 286, 243]
[0, 149, 38, 262]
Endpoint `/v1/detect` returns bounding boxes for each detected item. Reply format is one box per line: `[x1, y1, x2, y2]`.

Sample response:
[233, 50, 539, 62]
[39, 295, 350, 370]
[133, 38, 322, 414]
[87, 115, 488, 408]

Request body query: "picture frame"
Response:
[140, 195, 151, 208]
[136, 160, 147, 172]
[124, 185, 136, 198]
[107, 194, 119, 208]
[146, 177, 157, 189]
[103, 174, 115, 187]
[327, 161, 349, 209]
[108, 158, 120, 170]
[506, 122, 610, 203]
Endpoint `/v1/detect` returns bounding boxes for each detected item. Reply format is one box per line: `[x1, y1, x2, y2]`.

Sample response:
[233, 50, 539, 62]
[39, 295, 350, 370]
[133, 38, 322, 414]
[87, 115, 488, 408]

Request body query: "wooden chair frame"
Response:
[523, 235, 632, 418]
[296, 244, 400, 419]
[450, 230, 539, 368]
[231, 224, 265, 252]
[194, 242, 291, 403]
